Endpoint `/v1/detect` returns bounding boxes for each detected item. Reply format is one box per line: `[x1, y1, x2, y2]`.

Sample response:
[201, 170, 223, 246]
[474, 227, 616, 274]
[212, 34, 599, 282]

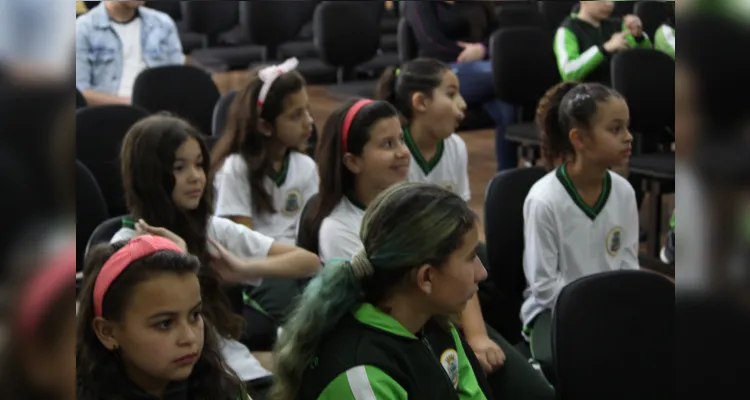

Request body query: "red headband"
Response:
[94, 235, 184, 317]
[16, 243, 76, 339]
[341, 99, 373, 154]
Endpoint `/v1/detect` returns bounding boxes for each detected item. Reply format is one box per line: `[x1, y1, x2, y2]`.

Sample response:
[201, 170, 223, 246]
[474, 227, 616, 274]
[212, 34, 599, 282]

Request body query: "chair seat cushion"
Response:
[325, 80, 378, 101]
[180, 32, 206, 54]
[381, 34, 398, 52]
[355, 51, 400, 77]
[505, 122, 541, 145]
[279, 41, 319, 59]
[192, 45, 266, 70]
[629, 152, 675, 180]
[252, 58, 337, 84]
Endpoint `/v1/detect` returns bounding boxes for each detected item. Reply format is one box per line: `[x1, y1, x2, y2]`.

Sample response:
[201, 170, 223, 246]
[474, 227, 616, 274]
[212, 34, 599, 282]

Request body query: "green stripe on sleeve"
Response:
[449, 327, 487, 400]
[655, 26, 675, 58]
[318, 365, 407, 400]
[554, 27, 604, 81]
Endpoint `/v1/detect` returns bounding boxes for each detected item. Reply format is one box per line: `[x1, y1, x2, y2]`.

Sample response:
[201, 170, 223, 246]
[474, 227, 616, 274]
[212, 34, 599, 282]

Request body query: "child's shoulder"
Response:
[289, 151, 317, 169]
[444, 133, 467, 153]
[607, 169, 635, 197]
[219, 153, 249, 175]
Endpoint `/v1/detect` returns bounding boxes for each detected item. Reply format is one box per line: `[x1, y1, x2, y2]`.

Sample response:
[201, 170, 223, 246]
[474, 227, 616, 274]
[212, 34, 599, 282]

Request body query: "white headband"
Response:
[256, 57, 299, 108]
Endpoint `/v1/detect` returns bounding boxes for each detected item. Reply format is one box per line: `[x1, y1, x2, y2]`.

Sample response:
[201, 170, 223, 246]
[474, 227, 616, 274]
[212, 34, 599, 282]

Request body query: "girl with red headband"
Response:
[298, 99, 411, 263]
[77, 236, 252, 399]
[113, 114, 320, 382]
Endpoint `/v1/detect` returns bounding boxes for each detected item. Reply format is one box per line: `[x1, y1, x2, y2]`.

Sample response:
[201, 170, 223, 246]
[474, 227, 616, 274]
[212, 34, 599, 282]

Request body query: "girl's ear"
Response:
[410, 92, 430, 114]
[413, 264, 435, 295]
[92, 317, 120, 352]
[257, 119, 274, 137]
[569, 127, 588, 151]
[343, 153, 363, 174]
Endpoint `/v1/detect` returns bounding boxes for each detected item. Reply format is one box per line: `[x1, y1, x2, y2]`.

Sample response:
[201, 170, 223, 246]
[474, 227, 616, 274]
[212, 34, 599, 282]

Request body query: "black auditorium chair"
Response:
[483, 167, 547, 344]
[611, 48, 675, 256]
[76, 105, 149, 216]
[86, 215, 130, 261]
[612, 0, 635, 18]
[182, 1, 266, 72]
[397, 18, 418, 63]
[494, 2, 544, 29]
[491, 27, 560, 162]
[144, 1, 206, 54]
[316, 0, 386, 100]
[212, 90, 239, 137]
[537, 1, 577, 32]
[76, 160, 109, 273]
[76, 88, 87, 109]
[553, 270, 674, 400]
[132, 65, 221, 137]
[634, 1, 670, 42]
[296, 193, 320, 256]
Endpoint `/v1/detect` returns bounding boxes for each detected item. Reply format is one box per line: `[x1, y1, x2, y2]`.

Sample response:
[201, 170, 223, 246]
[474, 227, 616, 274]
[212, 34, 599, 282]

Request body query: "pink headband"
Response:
[256, 57, 299, 109]
[16, 243, 75, 339]
[341, 99, 373, 154]
[94, 235, 184, 317]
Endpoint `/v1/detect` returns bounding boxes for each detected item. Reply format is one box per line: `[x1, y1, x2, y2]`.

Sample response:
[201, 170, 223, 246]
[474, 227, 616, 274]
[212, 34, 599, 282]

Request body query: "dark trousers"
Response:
[526, 310, 554, 382]
[241, 278, 304, 351]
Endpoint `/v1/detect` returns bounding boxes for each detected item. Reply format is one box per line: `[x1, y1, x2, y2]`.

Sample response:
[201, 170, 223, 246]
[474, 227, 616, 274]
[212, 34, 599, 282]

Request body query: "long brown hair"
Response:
[211, 66, 307, 215]
[299, 99, 399, 254]
[120, 114, 243, 339]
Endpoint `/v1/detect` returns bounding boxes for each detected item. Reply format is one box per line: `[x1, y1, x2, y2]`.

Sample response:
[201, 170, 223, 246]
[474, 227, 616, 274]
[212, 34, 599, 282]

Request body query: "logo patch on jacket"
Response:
[440, 349, 459, 388]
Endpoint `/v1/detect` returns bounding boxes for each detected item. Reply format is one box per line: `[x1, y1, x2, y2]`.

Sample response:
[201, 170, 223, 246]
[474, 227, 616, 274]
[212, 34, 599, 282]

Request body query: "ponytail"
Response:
[536, 81, 580, 170]
[375, 66, 399, 106]
[374, 58, 447, 120]
[271, 260, 363, 400]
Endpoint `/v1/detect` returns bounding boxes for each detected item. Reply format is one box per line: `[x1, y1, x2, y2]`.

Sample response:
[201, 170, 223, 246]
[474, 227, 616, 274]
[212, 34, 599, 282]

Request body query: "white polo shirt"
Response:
[318, 196, 366, 263]
[404, 127, 471, 201]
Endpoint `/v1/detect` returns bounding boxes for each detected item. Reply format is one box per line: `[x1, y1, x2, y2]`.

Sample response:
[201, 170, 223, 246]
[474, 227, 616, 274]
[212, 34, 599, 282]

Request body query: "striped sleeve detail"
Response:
[655, 26, 676, 58]
[318, 365, 407, 400]
[554, 27, 604, 81]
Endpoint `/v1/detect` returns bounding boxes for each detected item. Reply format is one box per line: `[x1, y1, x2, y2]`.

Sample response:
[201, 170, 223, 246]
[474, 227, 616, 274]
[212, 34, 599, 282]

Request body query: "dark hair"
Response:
[211, 66, 307, 215]
[375, 58, 449, 120]
[120, 114, 244, 339]
[300, 99, 399, 254]
[273, 182, 477, 400]
[76, 242, 245, 400]
[536, 82, 623, 169]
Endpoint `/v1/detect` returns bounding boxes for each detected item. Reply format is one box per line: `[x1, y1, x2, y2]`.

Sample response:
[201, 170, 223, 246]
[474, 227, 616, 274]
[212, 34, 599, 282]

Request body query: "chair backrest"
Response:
[313, 1, 382, 69]
[397, 18, 418, 63]
[76, 88, 87, 109]
[132, 65, 220, 137]
[212, 90, 238, 137]
[495, 3, 544, 29]
[181, 0, 239, 37]
[76, 105, 149, 216]
[85, 215, 130, 260]
[612, 0, 634, 18]
[490, 27, 560, 119]
[537, 1, 576, 31]
[484, 167, 546, 343]
[634, 1, 670, 43]
[296, 193, 320, 255]
[241, 0, 317, 56]
[553, 270, 674, 399]
[145, 1, 182, 21]
[76, 160, 109, 272]
[611, 49, 675, 146]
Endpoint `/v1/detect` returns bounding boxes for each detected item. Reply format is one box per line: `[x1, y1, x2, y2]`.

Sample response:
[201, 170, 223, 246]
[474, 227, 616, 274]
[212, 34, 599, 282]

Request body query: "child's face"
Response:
[581, 1, 614, 20]
[346, 116, 411, 192]
[171, 138, 206, 211]
[417, 70, 467, 140]
[272, 88, 314, 150]
[106, 273, 204, 392]
[576, 96, 634, 167]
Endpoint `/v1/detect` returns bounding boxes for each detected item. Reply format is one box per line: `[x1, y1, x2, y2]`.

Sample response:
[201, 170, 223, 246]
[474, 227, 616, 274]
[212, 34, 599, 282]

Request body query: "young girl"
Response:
[299, 99, 410, 262]
[211, 58, 319, 245]
[523, 82, 639, 373]
[376, 58, 470, 201]
[77, 235, 250, 399]
[114, 114, 320, 380]
[274, 182, 492, 400]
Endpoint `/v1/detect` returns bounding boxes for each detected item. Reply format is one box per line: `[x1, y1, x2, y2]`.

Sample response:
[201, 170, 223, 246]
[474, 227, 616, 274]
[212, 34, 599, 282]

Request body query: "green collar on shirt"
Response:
[353, 303, 417, 339]
[345, 193, 366, 211]
[268, 151, 291, 187]
[556, 164, 611, 221]
[403, 125, 444, 175]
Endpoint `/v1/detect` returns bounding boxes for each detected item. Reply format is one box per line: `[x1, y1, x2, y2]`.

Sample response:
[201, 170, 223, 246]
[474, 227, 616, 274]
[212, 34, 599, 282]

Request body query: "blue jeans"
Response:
[451, 60, 518, 171]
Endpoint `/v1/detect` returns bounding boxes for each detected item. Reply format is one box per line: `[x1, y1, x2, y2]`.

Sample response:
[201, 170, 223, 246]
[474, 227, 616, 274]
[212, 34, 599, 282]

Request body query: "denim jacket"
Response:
[75, 4, 185, 94]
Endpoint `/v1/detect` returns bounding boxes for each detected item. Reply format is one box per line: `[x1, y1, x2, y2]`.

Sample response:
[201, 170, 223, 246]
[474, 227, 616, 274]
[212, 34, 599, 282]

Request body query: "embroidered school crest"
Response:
[606, 226, 623, 256]
[440, 349, 460, 389]
[281, 189, 302, 216]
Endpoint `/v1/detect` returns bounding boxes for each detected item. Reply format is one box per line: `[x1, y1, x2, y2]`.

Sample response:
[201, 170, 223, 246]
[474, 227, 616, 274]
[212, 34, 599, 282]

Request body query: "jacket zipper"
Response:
[420, 332, 459, 397]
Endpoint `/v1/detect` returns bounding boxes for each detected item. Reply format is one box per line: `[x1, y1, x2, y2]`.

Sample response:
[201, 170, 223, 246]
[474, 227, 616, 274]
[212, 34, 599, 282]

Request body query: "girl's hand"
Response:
[207, 238, 257, 283]
[467, 334, 506, 374]
[456, 42, 486, 63]
[135, 219, 187, 252]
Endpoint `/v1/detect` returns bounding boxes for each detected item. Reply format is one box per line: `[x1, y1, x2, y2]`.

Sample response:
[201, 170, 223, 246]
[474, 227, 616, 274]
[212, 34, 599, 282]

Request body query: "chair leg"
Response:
[646, 179, 663, 257]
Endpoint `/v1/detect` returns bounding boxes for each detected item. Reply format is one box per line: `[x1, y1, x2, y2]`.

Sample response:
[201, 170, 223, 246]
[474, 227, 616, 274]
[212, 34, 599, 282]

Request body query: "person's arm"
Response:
[76, 20, 129, 106]
[620, 185, 641, 270]
[405, 1, 463, 61]
[654, 25, 676, 58]
[523, 197, 562, 309]
[214, 157, 254, 229]
[318, 366, 408, 399]
[243, 242, 321, 278]
[160, 13, 186, 65]
[553, 27, 606, 82]
[456, 136, 471, 202]
[319, 218, 363, 261]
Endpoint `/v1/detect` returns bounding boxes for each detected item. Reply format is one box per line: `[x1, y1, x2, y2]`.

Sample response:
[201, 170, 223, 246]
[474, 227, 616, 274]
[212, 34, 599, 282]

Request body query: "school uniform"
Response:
[521, 165, 639, 371]
[215, 152, 319, 245]
[77, 375, 250, 400]
[404, 126, 471, 201]
[298, 303, 493, 400]
[654, 24, 675, 59]
[318, 196, 365, 263]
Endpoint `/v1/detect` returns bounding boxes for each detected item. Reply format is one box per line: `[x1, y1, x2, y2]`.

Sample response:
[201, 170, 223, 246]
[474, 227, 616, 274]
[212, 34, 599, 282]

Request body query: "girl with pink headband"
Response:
[77, 235, 252, 399]
[298, 98, 411, 263]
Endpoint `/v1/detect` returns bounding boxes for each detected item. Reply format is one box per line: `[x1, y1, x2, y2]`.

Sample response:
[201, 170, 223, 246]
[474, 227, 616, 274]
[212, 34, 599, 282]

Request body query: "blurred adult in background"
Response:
[75, 1, 184, 106]
[654, 1, 676, 58]
[405, 0, 519, 171]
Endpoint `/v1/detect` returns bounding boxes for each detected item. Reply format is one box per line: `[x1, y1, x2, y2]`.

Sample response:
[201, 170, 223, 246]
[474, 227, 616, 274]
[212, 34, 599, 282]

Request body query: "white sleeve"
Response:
[110, 228, 136, 244]
[620, 185, 641, 270]
[523, 197, 562, 309]
[318, 217, 362, 262]
[455, 136, 471, 202]
[209, 217, 274, 286]
[214, 157, 253, 219]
